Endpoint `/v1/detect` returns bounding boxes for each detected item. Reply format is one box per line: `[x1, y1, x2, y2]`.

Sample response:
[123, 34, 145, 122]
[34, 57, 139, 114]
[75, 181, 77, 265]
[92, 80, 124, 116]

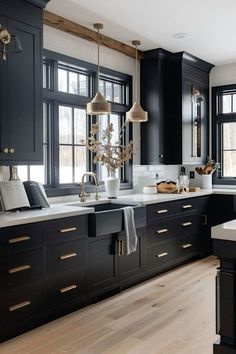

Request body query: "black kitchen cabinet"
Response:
[0, 214, 88, 342]
[0, 0, 49, 164]
[88, 229, 145, 297]
[141, 50, 214, 165]
[146, 196, 209, 274]
[140, 49, 170, 164]
[213, 242, 236, 354]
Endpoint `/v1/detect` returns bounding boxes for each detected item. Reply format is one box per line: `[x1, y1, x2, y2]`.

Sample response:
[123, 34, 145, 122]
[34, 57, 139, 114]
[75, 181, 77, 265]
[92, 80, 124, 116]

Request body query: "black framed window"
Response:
[18, 50, 133, 196]
[212, 84, 236, 185]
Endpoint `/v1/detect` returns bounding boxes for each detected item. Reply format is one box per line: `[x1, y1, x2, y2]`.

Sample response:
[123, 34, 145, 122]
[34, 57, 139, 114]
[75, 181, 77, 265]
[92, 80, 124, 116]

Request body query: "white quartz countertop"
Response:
[0, 204, 94, 228]
[0, 188, 232, 229]
[212, 220, 236, 241]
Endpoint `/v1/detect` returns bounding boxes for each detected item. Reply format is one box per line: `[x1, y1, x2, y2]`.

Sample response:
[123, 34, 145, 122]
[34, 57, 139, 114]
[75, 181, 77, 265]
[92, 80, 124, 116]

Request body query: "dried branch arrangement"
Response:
[82, 122, 133, 176]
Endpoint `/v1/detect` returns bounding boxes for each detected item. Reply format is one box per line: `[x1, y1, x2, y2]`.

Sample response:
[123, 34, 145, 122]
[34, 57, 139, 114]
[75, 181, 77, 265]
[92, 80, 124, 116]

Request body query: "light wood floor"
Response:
[0, 256, 218, 354]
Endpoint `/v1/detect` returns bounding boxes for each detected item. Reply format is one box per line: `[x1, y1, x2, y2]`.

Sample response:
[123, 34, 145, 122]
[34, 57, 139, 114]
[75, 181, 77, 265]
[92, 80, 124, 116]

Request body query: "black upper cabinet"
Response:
[0, 0, 48, 164]
[141, 50, 214, 165]
[141, 49, 170, 165]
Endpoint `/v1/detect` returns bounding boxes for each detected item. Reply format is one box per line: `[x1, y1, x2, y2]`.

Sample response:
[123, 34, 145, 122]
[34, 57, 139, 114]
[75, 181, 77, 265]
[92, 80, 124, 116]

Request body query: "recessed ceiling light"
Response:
[172, 32, 187, 39]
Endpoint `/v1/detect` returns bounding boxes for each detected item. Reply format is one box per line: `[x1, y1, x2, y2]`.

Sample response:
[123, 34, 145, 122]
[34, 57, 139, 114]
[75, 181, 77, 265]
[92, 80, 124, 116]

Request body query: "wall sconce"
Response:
[0, 25, 22, 61]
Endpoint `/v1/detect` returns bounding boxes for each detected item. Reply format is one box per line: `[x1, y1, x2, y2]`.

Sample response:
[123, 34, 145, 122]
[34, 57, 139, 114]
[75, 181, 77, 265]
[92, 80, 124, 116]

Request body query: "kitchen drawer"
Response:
[175, 235, 199, 259]
[147, 202, 176, 223]
[46, 239, 87, 274]
[0, 223, 42, 255]
[175, 197, 208, 215]
[0, 249, 44, 288]
[0, 280, 43, 326]
[44, 215, 87, 245]
[147, 218, 176, 245]
[46, 268, 87, 305]
[147, 242, 176, 270]
[176, 213, 198, 236]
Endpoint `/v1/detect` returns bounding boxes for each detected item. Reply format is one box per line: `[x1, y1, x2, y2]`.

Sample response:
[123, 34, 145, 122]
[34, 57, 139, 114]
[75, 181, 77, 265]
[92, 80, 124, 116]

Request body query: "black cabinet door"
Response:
[141, 49, 169, 164]
[118, 229, 145, 281]
[88, 235, 118, 292]
[182, 76, 208, 165]
[0, 15, 43, 164]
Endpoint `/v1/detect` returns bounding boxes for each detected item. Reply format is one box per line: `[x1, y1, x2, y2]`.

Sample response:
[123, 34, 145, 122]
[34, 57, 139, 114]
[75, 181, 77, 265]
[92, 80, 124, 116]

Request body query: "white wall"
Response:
[43, 25, 141, 164]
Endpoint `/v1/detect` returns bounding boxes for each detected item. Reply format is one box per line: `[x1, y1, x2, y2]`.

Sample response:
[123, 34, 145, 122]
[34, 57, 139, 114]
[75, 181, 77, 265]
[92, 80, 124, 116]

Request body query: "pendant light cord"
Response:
[97, 27, 100, 91]
[135, 43, 138, 103]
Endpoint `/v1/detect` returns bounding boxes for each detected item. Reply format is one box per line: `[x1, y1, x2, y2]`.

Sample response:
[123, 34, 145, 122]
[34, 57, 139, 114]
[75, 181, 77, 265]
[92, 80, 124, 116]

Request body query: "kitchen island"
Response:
[212, 220, 236, 354]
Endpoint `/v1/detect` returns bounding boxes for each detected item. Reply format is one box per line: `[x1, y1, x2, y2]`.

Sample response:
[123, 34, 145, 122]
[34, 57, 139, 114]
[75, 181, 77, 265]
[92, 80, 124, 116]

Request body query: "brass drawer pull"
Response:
[181, 221, 192, 227]
[156, 209, 168, 214]
[156, 252, 168, 258]
[182, 204, 192, 209]
[59, 252, 77, 260]
[8, 264, 31, 274]
[181, 243, 192, 249]
[9, 300, 31, 312]
[59, 227, 77, 233]
[156, 228, 168, 234]
[8, 236, 30, 244]
[59, 284, 77, 293]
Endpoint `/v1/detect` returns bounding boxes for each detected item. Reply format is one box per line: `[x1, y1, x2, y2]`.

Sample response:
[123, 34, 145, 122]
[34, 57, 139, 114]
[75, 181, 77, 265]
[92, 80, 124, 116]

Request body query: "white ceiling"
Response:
[47, 0, 236, 65]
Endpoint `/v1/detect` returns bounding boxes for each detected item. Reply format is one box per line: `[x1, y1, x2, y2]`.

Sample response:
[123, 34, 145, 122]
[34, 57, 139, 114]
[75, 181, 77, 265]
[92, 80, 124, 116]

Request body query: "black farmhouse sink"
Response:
[68, 202, 146, 236]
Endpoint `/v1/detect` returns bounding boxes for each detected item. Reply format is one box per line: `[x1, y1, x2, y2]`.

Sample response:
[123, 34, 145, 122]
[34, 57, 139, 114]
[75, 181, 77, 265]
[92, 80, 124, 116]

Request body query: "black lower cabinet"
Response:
[213, 240, 236, 353]
[88, 229, 145, 299]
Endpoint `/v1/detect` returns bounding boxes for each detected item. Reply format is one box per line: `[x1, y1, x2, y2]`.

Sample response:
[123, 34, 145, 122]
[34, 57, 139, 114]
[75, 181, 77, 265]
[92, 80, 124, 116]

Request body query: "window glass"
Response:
[114, 83, 122, 103]
[58, 68, 67, 92]
[105, 81, 112, 101]
[59, 145, 73, 183]
[223, 151, 236, 177]
[59, 106, 72, 144]
[79, 74, 88, 96]
[74, 108, 86, 144]
[74, 146, 87, 182]
[69, 71, 78, 94]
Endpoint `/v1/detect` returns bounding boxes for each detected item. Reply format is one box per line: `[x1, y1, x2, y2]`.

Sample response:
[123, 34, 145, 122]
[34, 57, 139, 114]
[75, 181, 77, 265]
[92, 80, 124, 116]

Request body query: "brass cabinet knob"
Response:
[9, 148, 15, 154]
[2, 147, 9, 153]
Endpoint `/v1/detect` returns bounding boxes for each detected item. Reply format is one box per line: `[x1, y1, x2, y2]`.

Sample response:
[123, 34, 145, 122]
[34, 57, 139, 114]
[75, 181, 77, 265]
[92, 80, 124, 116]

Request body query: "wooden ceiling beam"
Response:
[43, 10, 143, 60]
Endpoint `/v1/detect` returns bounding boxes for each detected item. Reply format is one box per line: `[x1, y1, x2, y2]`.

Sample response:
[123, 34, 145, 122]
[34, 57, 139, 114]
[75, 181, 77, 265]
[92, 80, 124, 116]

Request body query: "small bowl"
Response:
[143, 185, 157, 194]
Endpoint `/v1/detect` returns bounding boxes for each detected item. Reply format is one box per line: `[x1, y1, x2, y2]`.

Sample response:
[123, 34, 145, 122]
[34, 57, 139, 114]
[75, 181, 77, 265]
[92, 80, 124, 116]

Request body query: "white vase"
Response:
[105, 175, 120, 199]
[201, 174, 212, 189]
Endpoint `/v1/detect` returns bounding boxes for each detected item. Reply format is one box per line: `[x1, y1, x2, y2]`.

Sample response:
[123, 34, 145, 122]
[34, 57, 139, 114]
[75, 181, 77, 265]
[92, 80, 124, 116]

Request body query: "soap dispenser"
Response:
[178, 166, 189, 189]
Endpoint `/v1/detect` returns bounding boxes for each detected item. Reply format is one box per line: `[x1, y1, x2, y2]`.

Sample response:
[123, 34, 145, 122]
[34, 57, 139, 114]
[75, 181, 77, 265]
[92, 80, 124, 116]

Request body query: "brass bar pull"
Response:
[181, 221, 192, 227]
[156, 252, 168, 258]
[156, 209, 168, 214]
[181, 243, 192, 249]
[182, 204, 192, 209]
[59, 227, 77, 233]
[117, 240, 122, 256]
[8, 264, 31, 274]
[156, 228, 168, 234]
[59, 284, 77, 293]
[9, 300, 31, 312]
[8, 236, 30, 244]
[202, 214, 208, 225]
[59, 252, 77, 260]
[120, 240, 124, 255]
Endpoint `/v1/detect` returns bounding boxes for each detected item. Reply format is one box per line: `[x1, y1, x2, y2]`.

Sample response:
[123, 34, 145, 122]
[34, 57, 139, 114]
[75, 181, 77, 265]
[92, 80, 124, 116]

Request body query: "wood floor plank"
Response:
[0, 256, 218, 354]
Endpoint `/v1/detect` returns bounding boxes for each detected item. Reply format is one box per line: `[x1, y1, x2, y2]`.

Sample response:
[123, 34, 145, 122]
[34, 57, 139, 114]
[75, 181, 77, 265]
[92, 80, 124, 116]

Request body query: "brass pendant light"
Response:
[87, 23, 111, 115]
[126, 40, 148, 122]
